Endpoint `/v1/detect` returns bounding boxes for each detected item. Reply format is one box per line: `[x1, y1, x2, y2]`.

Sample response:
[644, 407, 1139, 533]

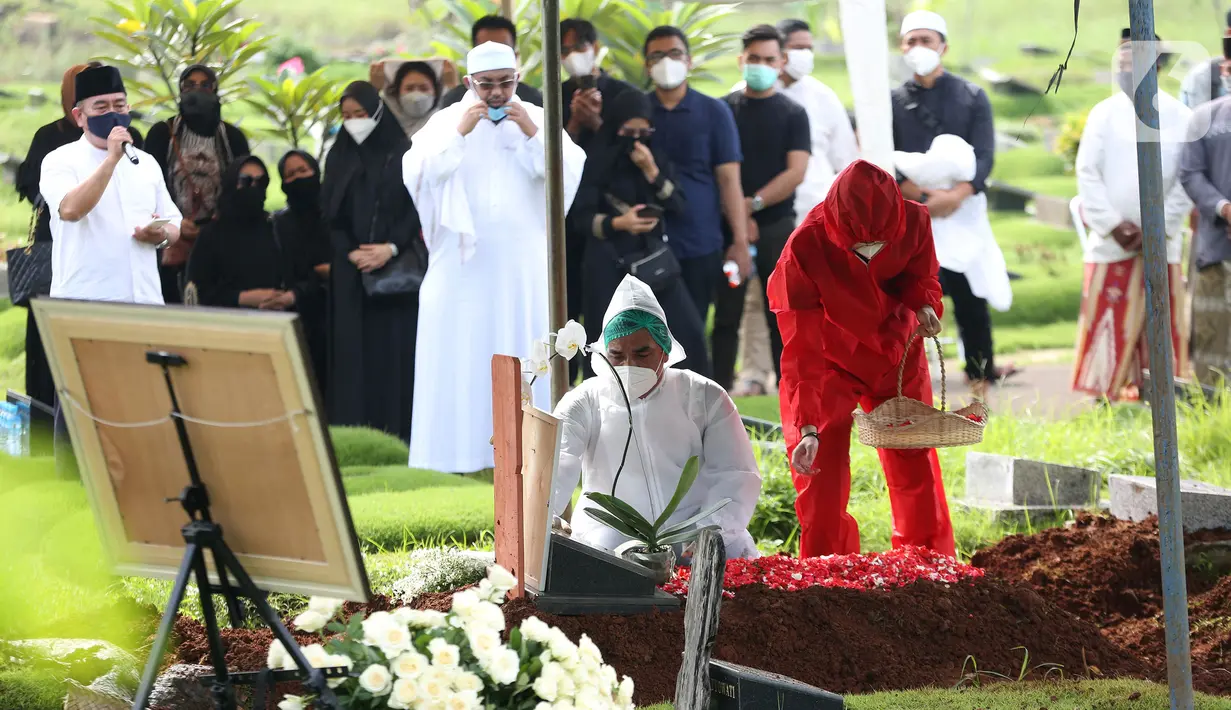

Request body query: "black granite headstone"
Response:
[533, 533, 681, 616]
[709, 660, 844, 710]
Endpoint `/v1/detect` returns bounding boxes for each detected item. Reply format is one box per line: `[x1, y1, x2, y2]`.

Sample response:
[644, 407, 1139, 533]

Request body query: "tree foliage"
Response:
[91, 0, 270, 114]
[243, 69, 342, 159]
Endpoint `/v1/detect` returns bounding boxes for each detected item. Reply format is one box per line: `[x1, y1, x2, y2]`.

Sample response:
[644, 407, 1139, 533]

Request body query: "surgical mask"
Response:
[784, 49, 815, 80]
[399, 91, 435, 118]
[650, 58, 689, 90]
[563, 48, 596, 78]
[1220, 74, 1231, 96]
[904, 46, 942, 76]
[488, 105, 508, 122]
[344, 117, 378, 144]
[743, 64, 779, 92]
[85, 111, 132, 140]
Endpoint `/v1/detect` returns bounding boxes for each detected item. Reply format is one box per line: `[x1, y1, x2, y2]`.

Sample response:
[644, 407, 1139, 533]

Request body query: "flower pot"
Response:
[618, 544, 677, 585]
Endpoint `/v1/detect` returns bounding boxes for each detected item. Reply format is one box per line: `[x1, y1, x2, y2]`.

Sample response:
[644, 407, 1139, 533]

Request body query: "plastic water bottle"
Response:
[0, 403, 14, 456]
[14, 400, 29, 456]
[723, 260, 741, 288]
[748, 245, 759, 279]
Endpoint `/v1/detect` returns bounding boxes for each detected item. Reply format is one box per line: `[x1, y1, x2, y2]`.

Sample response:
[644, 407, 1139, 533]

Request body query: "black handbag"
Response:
[359, 155, 428, 299]
[7, 204, 52, 307]
[604, 193, 681, 291]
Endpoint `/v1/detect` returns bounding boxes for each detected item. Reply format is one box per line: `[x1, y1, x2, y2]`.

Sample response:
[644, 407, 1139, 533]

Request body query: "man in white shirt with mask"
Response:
[551, 275, 762, 561]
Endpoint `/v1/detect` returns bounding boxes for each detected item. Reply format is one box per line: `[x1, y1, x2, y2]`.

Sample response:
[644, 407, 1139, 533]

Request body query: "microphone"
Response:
[122, 142, 139, 165]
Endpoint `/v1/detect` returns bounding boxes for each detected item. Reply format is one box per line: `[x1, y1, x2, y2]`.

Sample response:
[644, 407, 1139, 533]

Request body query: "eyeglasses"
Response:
[647, 49, 687, 63]
[472, 79, 517, 91]
[181, 80, 216, 92]
[618, 128, 655, 139]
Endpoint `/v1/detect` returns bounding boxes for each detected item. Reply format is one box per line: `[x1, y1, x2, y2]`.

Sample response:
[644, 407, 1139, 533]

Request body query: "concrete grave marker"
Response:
[1109, 475, 1231, 533]
[962, 452, 1100, 520]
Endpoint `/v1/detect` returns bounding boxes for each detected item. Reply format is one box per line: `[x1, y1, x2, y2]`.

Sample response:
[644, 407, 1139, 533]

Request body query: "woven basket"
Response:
[854, 334, 987, 449]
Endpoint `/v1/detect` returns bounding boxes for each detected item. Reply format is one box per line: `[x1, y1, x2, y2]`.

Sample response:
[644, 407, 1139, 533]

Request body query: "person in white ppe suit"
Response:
[550, 275, 762, 560]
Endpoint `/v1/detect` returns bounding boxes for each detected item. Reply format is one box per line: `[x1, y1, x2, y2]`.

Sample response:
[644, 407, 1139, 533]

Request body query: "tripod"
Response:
[131, 351, 341, 710]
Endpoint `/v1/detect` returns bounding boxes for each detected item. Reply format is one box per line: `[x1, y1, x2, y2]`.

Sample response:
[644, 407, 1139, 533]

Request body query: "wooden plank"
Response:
[491, 355, 526, 599]
[674, 529, 726, 710]
[521, 405, 562, 592]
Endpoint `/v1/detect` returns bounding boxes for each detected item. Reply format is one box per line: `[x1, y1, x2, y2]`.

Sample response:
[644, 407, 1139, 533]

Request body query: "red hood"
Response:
[821, 160, 907, 250]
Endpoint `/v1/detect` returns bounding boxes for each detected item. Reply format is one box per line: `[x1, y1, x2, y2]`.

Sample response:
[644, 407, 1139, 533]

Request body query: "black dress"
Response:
[14, 119, 144, 408]
[567, 92, 711, 379]
[320, 82, 424, 441]
[271, 207, 331, 397]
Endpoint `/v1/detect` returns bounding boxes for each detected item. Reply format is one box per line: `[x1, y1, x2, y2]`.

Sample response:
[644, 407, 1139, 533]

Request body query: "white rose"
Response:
[557, 672, 576, 700]
[598, 665, 618, 691]
[302, 644, 331, 668]
[470, 601, 505, 632]
[388, 678, 420, 709]
[535, 704, 553, 710]
[267, 640, 288, 670]
[421, 667, 452, 702]
[428, 637, 462, 668]
[308, 596, 344, 619]
[327, 653, 354, 689]
[277, 695, 306, 710]
[578, 636, 603, 667]
[476, 579, 504, 604]
[574, 686, 604, 710]
[406, 610, 449, 629]
[483, 647, 521, 686]
[444, 690, 482, 710]
[391, 651, 430, 679]
[359, 664, 394, 696]
[293, 610, 329, 634]
[392, 607, 415, 626]
[362, 611, 397, 645]
[487, 564, 518, 592]
[533, 671, 560, 702]
[452, 589, 481, 617]
[466, 627, 502, 660]
[377, 623, 414, 659]
[452, 670, 484, 693]
[547, 630, 577, 660]
[520, 617, 552, 643]
[618, 676, 634, 705]
[552, 701, 577, 710]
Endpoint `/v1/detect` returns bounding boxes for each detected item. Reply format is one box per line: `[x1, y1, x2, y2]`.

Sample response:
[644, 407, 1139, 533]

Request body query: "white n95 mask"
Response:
[904, 46, 942, 77]
[344, 118, 378, 144]
[563, 48, 597, 79]
[650, 58, 689, 90]
[784, 49, 815, 80]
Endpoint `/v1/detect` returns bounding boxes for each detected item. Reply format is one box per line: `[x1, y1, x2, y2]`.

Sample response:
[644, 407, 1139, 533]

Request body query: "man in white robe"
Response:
[403, 41, 586, 473]
[551, 275, 762, 560]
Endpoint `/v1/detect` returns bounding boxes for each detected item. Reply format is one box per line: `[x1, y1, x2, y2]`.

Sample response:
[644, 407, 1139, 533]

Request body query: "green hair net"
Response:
[602, 309, 672, 355]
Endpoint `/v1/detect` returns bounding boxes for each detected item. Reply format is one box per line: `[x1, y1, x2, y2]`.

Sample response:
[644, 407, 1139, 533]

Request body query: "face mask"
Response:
[563, 48, 596, 78]
[617, 135, 641, 155]
[85, 111, 132, 140]
[1220, 74, 1231, 96]
[904, 46, 942, 77]
[232, 184, 267, 220]
[344, 117, 378, 144]
[180, 91, 220, 118]
[487, 105, 508, 122]
[282, 174, 320, 212]
[784, 49, 815, 80]
[399, 91, 435, 118]
[604, 364, 662, 400]
[650, 58, 689, 90]
[743, 64, 779, 92]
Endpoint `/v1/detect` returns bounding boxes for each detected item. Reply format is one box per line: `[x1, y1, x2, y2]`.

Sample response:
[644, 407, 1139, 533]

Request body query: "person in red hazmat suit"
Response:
[767, 159, 956, 559]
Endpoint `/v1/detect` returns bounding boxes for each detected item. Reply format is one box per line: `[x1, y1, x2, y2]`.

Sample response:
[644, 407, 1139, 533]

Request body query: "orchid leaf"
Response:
[653, 456, 699, 530]
[584, 492, 655, 538]
[655, 498, 732, 542]
[582, 508, 646, 543]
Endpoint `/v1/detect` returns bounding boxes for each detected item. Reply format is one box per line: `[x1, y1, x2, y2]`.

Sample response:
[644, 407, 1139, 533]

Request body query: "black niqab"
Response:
[179, 64, 222, 135]
[580, 90, 661, 207]
[216, 155, 269, 225]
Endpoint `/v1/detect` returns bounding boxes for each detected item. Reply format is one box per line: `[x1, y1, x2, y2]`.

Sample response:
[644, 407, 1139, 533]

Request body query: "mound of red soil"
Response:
[173, 578, 1144, 706]
[973, 513, 1231, 695]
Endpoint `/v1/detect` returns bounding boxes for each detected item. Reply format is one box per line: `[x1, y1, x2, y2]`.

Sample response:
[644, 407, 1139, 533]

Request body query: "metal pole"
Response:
[1128, 4, 1194, 709]
[541, 0, 569, 408]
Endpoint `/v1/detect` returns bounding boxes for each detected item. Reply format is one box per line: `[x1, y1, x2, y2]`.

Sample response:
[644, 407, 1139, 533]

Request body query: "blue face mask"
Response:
[85, 111, 132, 140]
[743, 64, 779, 92]
[487, 105, 508, 122]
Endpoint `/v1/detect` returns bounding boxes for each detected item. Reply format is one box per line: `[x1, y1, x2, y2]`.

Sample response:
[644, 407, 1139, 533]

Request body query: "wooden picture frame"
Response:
[521, 405, 561, 593]
[32, 299, 371, 602]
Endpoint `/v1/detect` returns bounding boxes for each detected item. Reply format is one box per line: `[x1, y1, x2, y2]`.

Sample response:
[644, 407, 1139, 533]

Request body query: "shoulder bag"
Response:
[7, 203, 53, 307]
[603, 192, 681, 291]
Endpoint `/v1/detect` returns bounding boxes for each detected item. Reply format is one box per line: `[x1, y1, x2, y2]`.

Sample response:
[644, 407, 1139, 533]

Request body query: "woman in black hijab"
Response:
[186, 156, 325, 320]
[273, 149, 331, 396]
[145, 64, 251, 304]
[568, 90, 710, 378]
[321, 81, 424, 441]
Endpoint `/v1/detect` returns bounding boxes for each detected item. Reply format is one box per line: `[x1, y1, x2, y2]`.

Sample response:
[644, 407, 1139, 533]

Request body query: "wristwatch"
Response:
[750, 195, 765, 213]
[918, 192, 930, 204]
[389, 243, 400, 258]
[156, 237, 170, 250]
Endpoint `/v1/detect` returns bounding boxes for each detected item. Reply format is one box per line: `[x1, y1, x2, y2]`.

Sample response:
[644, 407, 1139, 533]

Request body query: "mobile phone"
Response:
[636, 205, 664, 219]
[146, 218, 172, 230]
[577, 75, 597, 91]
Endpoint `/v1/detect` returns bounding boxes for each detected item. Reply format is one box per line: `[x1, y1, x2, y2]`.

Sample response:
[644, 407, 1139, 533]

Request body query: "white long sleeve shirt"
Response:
[782, 76, 859, 219]
[551, 368, 762, 560]
[40, 137, 181, 303]
[1075, 91, 1192, 264]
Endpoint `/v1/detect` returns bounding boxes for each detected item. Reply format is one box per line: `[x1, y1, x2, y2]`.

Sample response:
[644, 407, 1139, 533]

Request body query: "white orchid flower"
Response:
[554, 320, 587, 361]
[530, 340, 552, 378]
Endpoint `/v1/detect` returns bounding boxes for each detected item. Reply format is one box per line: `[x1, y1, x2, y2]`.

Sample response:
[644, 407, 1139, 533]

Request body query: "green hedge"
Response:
[349, 485, 494, 552]
[344, 466, 482, 496]
[330, 426, 410, 469]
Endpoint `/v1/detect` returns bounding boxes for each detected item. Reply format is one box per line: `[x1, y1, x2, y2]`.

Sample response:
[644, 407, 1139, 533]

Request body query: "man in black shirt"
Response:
[440, 16, 544, 108]
[712, 24, 810, 391]
[891, 9, 1014, 395]
[559, 18, 636, 381]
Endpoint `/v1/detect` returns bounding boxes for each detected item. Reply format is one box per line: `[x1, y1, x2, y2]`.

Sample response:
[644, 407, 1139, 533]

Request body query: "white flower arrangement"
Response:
[524, 320, 587, 384]
[272, 565, 635, 710]
[390, 548, 494, 602]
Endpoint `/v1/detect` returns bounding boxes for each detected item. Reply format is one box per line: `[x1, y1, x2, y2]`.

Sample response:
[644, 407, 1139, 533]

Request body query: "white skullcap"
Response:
[466, 41, 517, 75]
[900, 10, 947, 38]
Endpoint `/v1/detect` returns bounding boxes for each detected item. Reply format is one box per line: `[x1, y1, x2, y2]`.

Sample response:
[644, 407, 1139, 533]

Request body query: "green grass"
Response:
[348, 484, 495, 552]
[330, 426, 411, 469]
[0, 669, 66, 710]
[343, 466, 483, 496]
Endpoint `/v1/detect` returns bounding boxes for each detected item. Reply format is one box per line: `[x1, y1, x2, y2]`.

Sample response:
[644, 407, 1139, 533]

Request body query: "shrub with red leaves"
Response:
[661, 546, 984, 598]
